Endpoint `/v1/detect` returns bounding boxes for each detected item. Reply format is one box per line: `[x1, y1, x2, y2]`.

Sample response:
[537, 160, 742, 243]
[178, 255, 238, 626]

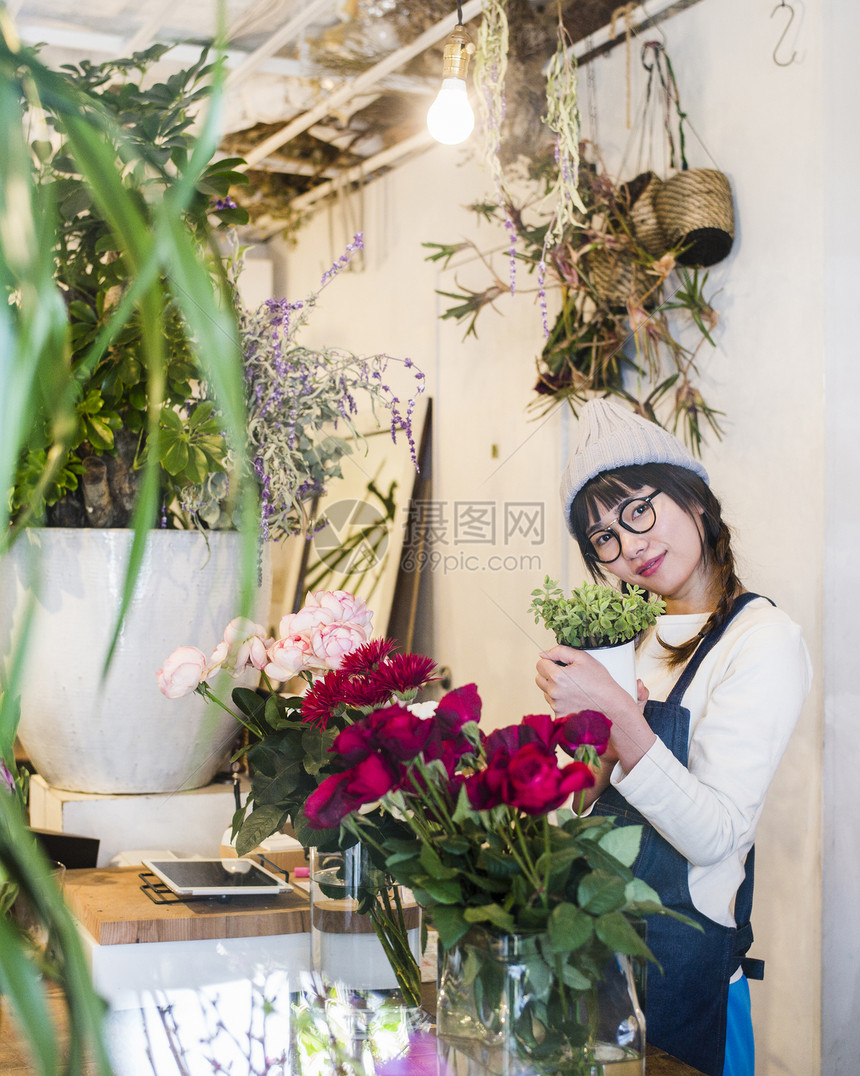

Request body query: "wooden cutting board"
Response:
[63, 866, 311, 946]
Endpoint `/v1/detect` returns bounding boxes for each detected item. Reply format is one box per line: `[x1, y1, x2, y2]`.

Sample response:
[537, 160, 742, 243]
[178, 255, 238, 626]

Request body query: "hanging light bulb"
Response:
[427, 21, 475, 146]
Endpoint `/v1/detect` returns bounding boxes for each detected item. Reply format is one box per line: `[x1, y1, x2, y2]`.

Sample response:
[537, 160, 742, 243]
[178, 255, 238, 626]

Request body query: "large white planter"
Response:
[0, 528, 266, 795]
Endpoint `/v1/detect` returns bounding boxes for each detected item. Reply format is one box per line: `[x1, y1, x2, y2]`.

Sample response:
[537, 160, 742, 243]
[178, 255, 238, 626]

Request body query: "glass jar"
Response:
[309, 844, 422, 1007]
[436, 927, 645, 1076]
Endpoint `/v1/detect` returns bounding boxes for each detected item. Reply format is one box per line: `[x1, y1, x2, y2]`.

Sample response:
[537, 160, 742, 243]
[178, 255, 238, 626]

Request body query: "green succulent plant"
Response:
[529, 576, 665, 649]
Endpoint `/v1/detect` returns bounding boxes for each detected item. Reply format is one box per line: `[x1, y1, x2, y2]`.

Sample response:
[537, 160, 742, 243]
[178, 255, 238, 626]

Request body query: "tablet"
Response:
[143, 858, 293, 898]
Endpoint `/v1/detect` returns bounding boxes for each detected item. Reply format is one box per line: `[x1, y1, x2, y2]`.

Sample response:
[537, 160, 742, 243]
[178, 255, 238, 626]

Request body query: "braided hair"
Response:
[569, 463, 743, 668]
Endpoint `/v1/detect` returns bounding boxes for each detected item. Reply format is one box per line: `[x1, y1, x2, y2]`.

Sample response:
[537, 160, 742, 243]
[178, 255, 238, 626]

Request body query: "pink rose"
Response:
[223, 617, 271, 673]
[205, 640, 230, 679]
[310, 621, 370, 670]
[265, 635, 324, 681]
[306, 590, 373, 630]
[278, 605, 334, 638]
[157, 646, 208, 699]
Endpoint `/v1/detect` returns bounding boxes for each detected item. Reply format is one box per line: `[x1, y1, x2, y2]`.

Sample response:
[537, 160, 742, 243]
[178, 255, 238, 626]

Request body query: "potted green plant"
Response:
[0, 40, 265, 795]
[1, 14, 256, 1067]
[0, 41, 425, 796]
[9, 43, 247, 532]
[529, 576, 664, 696]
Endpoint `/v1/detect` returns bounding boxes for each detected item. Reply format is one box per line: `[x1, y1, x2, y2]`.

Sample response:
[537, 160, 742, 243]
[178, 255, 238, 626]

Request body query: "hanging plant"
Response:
[424, 142, 723, 454]
[426, 23, 727, 455]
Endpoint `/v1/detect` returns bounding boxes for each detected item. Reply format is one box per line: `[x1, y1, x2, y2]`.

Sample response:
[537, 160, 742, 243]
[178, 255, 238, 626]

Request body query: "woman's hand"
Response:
[535, 646, 655, 774]
[535, 644, 632, 716]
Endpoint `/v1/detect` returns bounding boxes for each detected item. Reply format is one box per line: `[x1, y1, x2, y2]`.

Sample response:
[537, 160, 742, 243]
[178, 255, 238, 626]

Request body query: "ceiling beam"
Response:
[271, 0, 706, 226]
[572, 0, 706, 63]
[116, 0, 175, 56]
[14, 21, 308, 76]
[240, 0, 484, 170]
[283, 128, 435, 217]
[226, 0, 335, 91]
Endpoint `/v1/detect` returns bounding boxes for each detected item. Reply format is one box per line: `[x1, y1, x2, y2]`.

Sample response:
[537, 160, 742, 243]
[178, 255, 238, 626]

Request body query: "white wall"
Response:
[264, 0, 859, 1069]
[821, 3, 860, 1073]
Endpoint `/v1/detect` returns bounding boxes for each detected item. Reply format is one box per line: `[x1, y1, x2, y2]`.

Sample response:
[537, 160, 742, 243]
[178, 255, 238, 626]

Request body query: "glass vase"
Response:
[436, 927, 645, 1076]
[309, 844, 423, 1009]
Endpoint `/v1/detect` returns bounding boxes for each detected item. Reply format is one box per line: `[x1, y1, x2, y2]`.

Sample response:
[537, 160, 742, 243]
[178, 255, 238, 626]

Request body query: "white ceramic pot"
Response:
[583, 638, 637, 699]
[0, 528, 267, 795]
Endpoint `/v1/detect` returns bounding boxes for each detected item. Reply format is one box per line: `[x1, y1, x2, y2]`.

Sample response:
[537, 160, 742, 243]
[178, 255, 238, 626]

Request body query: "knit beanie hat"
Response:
[560, 398, 709, 534]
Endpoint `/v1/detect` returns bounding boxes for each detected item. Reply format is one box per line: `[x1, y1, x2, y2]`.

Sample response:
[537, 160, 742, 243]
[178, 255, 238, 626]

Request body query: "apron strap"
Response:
[663, 591, 774, 984]
[734, 846, 765, 980]
[665, 592, 773, 707]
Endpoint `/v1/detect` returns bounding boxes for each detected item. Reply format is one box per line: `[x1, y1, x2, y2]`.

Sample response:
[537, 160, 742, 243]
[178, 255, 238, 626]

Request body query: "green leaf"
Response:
[478, 848, 522, 878]
[597, 825, 643, 868]
[419, 844, 459, 880]
[624, 877, 661, 905]
[595, 911, 655, 960]
[234, 804, 288, 857]
[0, 911, 59, 1074]
[577, 870, 627, 914]
[301, 726, 336, 776]
[560, 962, 593, 990]
[232, 687, 267, 724]
[546, 902, 593, 953]
[417, 875, 463, 904]
[430, 905, 471, 949]
[162, 438, 188, 475]
[463, 903, 516, 932]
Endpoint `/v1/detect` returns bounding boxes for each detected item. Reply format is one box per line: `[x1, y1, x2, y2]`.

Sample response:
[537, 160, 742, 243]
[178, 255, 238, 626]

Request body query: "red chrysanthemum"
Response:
[339, 674, 392, 709]
[338, 638, 398, 676]
[301, 669, 351, 729]
[369, 653, 437, 695]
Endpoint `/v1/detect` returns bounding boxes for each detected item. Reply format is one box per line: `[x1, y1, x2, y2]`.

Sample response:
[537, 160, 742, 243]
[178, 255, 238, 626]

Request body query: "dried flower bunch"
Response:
[186, 233, 426, 539]
[530, 577, 665, 649]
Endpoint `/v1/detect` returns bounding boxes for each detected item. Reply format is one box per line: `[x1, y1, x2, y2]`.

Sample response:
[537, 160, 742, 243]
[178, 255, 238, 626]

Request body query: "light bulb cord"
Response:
[456, 0, 464, 25]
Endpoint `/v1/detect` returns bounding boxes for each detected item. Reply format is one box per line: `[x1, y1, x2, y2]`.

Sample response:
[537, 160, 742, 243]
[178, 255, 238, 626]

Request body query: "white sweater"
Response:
[611, 597, 812, 927]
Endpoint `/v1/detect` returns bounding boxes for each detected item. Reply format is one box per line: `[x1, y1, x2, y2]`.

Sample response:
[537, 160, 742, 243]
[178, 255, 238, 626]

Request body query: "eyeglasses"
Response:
[586, 490, 663, 564]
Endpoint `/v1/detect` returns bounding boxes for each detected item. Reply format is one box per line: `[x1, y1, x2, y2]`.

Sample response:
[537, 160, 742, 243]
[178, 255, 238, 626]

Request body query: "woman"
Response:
[535, 398, 811, 1076]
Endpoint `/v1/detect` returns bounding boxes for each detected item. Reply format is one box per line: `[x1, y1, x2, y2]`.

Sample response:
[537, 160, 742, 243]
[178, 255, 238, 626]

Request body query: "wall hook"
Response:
[771, 2, 798, 67]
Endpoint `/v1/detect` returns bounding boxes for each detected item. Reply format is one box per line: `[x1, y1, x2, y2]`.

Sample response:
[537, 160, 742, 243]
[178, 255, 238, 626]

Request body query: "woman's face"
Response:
[587, 487, 715, 613]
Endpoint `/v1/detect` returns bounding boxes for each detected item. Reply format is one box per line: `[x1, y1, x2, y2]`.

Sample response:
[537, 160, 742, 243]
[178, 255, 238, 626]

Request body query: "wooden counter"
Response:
[63, 864, 310, 945]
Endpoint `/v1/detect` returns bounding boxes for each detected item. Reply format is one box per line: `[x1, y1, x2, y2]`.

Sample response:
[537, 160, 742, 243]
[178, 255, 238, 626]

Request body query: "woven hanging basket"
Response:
[583, 248, 654, 310]
[625, 171, 668, 258]
[654, 168, 734, 267]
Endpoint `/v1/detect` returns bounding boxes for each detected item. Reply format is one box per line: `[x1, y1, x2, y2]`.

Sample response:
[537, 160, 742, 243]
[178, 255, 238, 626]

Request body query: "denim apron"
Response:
[591, 592, 768, 1076]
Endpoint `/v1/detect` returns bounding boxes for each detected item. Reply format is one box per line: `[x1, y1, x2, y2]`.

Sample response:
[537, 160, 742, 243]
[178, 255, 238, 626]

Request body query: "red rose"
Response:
[557, 760, 597, 797]
[433, 683, 481, 736]
[484, 725, 520, 761]
[374, 706, 433, 760]
[556, 710, 612, 757]
[464, 767, 504, 810]
[503, 743, 594, 815]
[332, 720, 377, 764]
[305, 755, 399, 829]
[347, 754, 399, 803]
[520, 713, 558, 749]
[305, 770, 358, 829]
